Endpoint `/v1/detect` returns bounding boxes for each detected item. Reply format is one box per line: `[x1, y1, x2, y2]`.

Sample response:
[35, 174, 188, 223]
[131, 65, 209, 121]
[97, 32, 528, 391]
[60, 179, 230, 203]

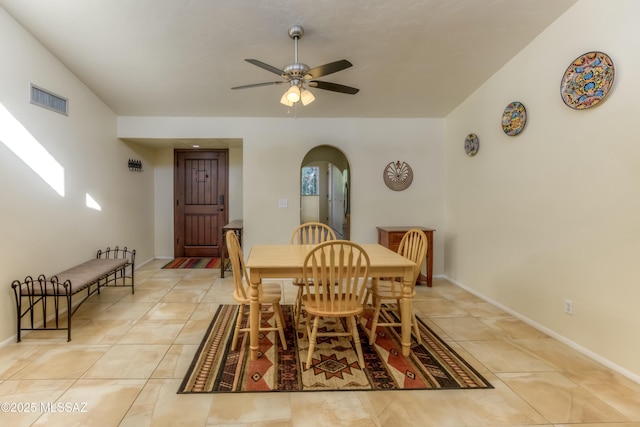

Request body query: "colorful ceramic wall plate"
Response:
[502, 102, 527, 136]
[560, 51, 614, 110]
[464, 134, 479, 157]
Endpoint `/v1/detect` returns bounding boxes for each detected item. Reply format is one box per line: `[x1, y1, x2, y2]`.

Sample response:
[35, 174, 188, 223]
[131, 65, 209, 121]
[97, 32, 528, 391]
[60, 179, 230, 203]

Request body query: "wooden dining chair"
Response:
[290, 222, 337, 329]
[300, 240, 370, 369]
[367, 228, 427, 346]
[225, 230, 287, 351]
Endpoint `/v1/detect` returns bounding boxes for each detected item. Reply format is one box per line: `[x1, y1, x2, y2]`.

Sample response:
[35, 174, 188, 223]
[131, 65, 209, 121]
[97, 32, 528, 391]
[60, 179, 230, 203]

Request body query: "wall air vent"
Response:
[30, 84, 68, 116]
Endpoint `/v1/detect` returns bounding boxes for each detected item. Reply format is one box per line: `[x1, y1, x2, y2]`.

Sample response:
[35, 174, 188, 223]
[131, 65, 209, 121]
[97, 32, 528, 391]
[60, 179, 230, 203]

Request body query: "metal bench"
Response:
[11, 246, 135, 342]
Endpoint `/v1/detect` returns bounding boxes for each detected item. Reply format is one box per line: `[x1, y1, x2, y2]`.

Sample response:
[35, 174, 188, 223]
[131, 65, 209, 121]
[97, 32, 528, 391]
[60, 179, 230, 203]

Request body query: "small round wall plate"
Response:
[560, 51, 614, 110]
[464, 134, 479, 156]
[502, 102, 527, 136]
[383, 160, 413, 191]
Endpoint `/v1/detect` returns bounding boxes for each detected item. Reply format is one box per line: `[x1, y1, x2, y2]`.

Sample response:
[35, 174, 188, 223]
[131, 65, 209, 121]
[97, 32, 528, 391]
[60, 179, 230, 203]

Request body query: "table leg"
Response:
[248, 271, 261, 360]
[220, 231, 227, 278]
[401, 267, 413, 356]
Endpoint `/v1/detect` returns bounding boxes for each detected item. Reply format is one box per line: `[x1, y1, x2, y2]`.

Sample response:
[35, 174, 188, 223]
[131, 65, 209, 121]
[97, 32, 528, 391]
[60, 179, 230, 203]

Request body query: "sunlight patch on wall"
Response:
[85, 193, 102, 211]
[0, 103, 65, 196]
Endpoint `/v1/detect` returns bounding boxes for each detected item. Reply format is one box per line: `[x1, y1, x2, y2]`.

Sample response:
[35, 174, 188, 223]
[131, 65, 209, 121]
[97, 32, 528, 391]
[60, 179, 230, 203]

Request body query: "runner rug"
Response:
[162, 258, 220, 269]
[178, 304, 492, 393]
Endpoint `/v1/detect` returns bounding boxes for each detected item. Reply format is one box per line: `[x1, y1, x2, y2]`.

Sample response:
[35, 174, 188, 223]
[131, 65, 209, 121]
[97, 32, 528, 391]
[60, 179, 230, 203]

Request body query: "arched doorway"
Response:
[300, 145, 350, 239]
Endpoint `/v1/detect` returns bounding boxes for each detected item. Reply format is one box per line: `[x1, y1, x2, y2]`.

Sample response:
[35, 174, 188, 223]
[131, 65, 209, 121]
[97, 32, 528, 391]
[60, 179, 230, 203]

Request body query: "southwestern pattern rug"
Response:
[178, 304, 492, 393]
[162, 257, 221, 269]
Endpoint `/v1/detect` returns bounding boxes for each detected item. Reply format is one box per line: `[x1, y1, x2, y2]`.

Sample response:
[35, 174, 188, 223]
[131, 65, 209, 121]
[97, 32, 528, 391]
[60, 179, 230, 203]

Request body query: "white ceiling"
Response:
[1, 0, 576, 118]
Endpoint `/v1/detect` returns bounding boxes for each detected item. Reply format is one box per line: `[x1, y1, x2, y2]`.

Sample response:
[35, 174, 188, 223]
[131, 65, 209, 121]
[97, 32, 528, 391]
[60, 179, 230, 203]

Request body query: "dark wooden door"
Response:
[174, 150, 228, 257]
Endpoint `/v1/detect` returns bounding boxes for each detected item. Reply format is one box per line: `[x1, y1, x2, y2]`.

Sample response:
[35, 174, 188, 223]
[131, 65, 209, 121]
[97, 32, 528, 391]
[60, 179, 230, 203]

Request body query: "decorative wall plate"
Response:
[464, 134, 479, 157]
[383, 160, 413, 191]
[502, 102, 527, 136]
[560, 51, 614, 110]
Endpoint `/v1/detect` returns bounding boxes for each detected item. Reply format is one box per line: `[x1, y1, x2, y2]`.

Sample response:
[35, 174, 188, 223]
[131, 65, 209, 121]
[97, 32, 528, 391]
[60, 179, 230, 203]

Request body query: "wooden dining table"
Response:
[245, 243, 416, 361]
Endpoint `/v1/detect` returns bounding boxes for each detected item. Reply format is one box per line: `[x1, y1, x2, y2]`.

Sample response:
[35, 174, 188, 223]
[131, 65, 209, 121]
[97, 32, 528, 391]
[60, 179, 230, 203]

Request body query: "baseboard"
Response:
[443, 275, 640, 385]
[0, 335, 15, 348]
[136, 256, 161, 268]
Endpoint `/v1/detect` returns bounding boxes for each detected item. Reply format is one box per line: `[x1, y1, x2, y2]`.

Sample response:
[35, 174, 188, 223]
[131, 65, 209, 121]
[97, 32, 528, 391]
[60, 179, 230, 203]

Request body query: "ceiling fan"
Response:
[231, 25, 359, 106]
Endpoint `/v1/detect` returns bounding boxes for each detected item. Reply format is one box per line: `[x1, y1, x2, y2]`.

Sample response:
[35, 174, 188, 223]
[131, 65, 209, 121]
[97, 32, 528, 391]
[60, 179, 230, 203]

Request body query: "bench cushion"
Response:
[20, 258, 129, 296]
[55, 258, 129, 291]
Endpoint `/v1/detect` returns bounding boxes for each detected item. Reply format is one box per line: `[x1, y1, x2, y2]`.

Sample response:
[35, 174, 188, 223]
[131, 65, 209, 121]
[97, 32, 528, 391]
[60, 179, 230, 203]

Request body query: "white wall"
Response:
[301, 196, 320, 223]
[228, 145, 243, 225]
[118, 117, 446, 271]
[316, 162, 329, 224]
[153, 148, 175, 257]
[329, 164, 347, 234]
[0, 9, 156, 342]
[445, 0, 640, 378]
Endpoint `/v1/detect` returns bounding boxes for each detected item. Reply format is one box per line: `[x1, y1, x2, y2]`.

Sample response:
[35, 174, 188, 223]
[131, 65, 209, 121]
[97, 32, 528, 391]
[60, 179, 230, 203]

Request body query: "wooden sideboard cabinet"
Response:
[377, 226, 434, 287]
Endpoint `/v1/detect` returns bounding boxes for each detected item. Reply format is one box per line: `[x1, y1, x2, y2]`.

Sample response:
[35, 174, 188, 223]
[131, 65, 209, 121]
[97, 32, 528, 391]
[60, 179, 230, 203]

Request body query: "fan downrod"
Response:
[285, 25, 309, 77]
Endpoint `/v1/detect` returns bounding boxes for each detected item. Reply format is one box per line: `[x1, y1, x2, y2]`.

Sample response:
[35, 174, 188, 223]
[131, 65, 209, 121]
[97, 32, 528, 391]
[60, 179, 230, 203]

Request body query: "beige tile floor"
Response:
[1, 259, 640, 427]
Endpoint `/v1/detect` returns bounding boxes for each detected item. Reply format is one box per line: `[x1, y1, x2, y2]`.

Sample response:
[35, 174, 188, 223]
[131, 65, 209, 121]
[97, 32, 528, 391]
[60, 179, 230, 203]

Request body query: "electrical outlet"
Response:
[564, 299, 574, 315]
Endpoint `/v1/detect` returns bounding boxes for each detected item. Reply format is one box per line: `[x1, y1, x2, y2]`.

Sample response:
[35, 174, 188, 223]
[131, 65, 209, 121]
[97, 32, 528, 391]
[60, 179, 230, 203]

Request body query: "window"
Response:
[301, 166, 319, 196]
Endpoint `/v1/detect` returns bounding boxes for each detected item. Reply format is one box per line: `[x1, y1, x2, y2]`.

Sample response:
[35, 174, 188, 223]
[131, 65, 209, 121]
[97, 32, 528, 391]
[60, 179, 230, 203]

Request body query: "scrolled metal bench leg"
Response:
[16, 301, 21, 342]
[67, 292, 72, 342]
[29, 295, 36, 331]
[15, 295, 22, 343]
[54, 294, 59, 329]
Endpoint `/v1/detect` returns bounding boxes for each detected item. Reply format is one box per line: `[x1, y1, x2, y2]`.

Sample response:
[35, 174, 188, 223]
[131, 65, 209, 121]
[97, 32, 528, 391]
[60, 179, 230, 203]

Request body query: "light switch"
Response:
[278, 199, 288, 208]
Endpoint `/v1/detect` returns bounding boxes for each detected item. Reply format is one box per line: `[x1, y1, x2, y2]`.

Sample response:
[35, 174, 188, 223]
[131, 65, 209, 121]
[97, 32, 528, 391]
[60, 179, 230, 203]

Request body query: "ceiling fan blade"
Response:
[231, 81, 286, 90]
[245, 59, 284, 76]
[306, 60, 353, 79]
[308, 80, 359, 95]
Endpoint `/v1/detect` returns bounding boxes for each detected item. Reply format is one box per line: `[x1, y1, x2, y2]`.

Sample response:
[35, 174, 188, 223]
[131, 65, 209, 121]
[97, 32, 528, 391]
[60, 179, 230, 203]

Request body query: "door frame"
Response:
[300, 145, 350, 239]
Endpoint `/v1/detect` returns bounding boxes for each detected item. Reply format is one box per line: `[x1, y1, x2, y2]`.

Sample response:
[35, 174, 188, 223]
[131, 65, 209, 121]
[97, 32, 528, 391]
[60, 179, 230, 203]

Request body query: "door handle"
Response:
[219, 195, 224, 205]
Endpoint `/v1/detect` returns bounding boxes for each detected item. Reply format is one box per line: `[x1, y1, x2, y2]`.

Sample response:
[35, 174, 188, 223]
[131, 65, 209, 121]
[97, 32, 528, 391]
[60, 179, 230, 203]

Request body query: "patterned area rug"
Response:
[178, 304, 492, 393]
[162, 258, 220, 269]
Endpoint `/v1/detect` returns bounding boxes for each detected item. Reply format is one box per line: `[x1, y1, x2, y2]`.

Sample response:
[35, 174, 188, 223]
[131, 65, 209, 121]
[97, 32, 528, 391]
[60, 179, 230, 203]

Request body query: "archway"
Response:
[300, 145, 350, 239]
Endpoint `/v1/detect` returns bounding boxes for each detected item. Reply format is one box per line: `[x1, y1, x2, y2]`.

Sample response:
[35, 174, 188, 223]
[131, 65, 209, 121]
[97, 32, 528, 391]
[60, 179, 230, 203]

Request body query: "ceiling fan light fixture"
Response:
[233, 25, 359, 108]
[280, 92, 294, 106]
[286, 84, 301, 103]
[301, 88, 315, 106]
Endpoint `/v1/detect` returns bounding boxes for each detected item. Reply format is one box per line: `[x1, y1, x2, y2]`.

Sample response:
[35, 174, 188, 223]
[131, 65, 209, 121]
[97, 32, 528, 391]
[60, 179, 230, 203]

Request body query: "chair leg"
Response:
[300, 325, 306, 341]
[363, 287, 371, 307]
[368, 302, 382, 345]
[370, 292, 377, 308]
[412, 312, 422, 345]
[272, 303, 288, 350]
[350, 316, 365, 368]
[364, 278, 379, 307]
[231, 304, 245, 351]
[294, 286, 303, 329]
[305, 315, 320, 369]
